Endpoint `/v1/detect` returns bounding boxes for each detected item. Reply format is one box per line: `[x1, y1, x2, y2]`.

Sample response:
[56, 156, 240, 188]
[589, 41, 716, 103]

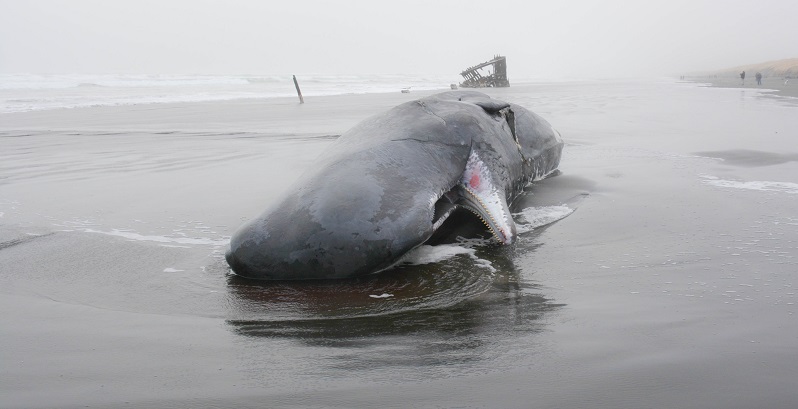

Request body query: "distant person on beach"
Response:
[740, 71, 746, 84]
[756, 72, 762, 85]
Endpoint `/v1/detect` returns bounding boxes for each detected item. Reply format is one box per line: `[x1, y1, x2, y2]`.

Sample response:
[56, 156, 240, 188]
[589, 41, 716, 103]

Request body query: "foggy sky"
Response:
[1, 0, 796, 78]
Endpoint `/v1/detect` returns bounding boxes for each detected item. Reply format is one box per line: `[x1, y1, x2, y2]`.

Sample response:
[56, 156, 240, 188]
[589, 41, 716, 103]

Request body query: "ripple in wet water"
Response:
[224, 247, 561, 371]
[216, 205, 573, 374]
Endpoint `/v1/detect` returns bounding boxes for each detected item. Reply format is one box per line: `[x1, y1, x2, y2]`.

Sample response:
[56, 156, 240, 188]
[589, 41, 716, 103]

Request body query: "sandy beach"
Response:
[2, 79, 798, 408]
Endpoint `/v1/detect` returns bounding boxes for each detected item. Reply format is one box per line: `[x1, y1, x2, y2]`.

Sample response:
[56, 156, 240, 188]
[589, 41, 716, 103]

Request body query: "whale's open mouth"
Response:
[431, 150, 516, 244]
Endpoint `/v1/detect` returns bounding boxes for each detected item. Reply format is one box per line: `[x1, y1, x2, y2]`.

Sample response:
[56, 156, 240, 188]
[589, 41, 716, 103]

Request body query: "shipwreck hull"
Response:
[460, 55, 510, 88]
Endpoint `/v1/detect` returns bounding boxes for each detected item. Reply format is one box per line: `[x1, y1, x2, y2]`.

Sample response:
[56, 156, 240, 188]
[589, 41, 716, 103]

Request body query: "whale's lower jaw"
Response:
[458, 150, 516, 244]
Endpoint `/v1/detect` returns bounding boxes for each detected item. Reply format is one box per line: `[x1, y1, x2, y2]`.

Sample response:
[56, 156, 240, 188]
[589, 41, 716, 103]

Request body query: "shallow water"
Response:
[1, 80, 797, 408]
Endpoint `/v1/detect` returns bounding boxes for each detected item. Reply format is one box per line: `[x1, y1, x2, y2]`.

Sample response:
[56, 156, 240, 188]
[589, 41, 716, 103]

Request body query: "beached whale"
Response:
[226, 91, 563, 280]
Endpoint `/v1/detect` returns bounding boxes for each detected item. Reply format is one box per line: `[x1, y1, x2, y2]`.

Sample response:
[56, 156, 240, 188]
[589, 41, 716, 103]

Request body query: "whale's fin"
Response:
[456, 150, 516, 244]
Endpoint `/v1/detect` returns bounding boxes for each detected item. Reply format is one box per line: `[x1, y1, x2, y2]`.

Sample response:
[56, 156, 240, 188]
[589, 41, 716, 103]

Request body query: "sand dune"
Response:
[699, 57, 798, 77]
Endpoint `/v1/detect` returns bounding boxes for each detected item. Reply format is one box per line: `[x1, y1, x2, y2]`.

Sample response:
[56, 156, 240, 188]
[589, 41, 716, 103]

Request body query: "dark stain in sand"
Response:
[0, 233, 54, 250]
[0, 132, 35, 137]
[695, 149, 798, 167]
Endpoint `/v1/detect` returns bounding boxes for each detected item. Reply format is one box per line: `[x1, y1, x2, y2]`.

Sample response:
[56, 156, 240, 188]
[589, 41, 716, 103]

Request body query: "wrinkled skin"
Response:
[226, 91, 563, 280]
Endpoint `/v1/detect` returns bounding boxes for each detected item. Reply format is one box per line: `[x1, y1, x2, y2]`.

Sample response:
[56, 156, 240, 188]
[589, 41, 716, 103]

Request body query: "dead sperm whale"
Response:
[226, 91, 563, 280]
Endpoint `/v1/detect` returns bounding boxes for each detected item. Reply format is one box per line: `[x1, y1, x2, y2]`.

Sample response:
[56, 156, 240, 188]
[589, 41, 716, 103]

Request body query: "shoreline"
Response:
[0, 87, 453, 116]
[0, 77, 696, 120]
[683, 74, 798, 100]
[0, 88, 451, 134]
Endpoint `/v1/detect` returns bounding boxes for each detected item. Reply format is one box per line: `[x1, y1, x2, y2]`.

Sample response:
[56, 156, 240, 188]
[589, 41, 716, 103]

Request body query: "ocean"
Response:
[1, 78, 797, 408]
[0, 73, 461, 113]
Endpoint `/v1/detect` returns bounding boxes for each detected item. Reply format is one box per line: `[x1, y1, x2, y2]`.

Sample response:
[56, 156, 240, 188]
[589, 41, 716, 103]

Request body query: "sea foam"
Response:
[402, 244, 496, 272]
[515, 205, 575, 233]
[82, 228, 229, 247]
[701, 175, 798, 194]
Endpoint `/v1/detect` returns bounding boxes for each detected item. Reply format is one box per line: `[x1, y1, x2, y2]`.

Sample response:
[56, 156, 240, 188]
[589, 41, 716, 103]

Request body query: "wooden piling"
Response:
[292, 75, 305, 104]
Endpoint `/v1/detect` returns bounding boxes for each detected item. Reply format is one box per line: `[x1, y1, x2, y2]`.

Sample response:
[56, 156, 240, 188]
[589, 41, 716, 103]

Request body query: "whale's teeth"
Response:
[464, 187, 499, 225]
[461, 186, 503, 241]
[464, 207, 499, 242]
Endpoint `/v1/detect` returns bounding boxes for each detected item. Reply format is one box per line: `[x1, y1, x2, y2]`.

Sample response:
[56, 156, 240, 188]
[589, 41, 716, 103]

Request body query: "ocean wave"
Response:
[1, 92, 275, 113]
[0, 73, 255, 90]
[0, 73, 456, 90]
[77, 82, 105, 88]
[0, 73, 459, 113]
[245, 76, 290, 84]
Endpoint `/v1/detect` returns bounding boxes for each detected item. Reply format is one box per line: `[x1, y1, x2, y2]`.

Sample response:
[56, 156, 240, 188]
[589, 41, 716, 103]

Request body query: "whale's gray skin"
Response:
[226, 91, 563, 280]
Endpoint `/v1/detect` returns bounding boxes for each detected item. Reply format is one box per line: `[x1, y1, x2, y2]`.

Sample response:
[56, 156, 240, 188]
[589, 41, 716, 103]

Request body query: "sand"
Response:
[2, 80, 798, 408]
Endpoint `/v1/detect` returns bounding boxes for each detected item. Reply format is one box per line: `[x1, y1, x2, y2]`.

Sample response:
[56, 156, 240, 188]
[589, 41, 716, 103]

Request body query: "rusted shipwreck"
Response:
[459, 55, 510, 88]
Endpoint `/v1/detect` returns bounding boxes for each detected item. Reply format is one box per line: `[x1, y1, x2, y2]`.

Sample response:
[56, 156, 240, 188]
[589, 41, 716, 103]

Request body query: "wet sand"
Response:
[2, 80, 798, 408]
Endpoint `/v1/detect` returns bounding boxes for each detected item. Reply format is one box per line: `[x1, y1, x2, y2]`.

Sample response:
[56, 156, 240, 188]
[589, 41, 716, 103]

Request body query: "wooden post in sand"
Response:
[292, 75, 305, 104]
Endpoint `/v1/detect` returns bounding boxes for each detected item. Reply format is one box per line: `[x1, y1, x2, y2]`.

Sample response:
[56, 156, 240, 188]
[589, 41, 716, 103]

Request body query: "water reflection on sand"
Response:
[223, 234, 562, 371]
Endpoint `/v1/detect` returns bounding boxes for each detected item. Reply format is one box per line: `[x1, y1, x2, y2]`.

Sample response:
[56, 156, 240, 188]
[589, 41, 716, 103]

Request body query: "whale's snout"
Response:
[225, 247, 246, 276]
[225, 218, 287, 279]
[224, 212, 385, 280]
[225, 235, 262, 279]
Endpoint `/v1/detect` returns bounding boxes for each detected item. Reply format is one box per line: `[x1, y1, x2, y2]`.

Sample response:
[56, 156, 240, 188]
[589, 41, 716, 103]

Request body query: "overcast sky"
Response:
[1, 0, 796, 78]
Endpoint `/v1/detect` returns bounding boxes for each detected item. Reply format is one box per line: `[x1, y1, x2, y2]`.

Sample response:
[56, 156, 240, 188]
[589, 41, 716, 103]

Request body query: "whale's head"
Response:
[225, 183, 426, 280]
[226, 129, 472, 280]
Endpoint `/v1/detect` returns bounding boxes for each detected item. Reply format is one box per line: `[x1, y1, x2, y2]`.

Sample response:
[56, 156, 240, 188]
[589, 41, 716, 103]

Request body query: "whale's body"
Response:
[226, 91, 563, 280]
